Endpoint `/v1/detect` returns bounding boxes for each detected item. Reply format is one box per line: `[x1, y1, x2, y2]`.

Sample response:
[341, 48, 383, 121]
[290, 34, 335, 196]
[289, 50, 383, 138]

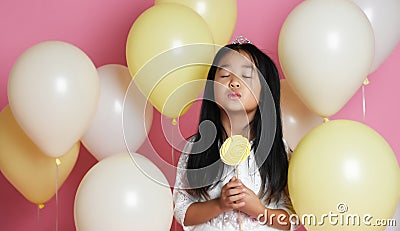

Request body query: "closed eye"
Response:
[217, 66, 231, 78]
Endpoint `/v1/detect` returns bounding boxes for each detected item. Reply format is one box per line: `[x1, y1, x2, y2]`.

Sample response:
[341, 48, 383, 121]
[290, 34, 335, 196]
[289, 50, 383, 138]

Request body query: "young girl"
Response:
[173, 41, 295, 231]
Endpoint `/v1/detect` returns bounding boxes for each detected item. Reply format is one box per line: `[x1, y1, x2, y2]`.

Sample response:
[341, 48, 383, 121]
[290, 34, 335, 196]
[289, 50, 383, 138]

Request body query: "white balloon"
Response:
[352, 0, 400, 73]
[81, 64, 153, 160]
[280, 79, 323, 150]
[385, 200, 400, 231]
[74, 153, 173, 231]
[8, 41, 99, 157]
[278, 0, 374, 117]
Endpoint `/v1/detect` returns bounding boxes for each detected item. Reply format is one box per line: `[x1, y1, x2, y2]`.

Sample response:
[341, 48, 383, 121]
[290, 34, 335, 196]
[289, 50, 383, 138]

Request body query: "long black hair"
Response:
[186, 43, 288, 204]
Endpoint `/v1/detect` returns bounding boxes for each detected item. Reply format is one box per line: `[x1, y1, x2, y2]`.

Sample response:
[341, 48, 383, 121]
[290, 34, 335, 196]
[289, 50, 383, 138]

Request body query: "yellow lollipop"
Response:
[219, 135, 251, 231]
[219, 135, 251, 166]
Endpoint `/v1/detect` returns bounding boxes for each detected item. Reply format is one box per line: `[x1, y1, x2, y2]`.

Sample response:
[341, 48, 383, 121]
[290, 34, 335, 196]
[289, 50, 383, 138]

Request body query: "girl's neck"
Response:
[220, 110, 256, 140]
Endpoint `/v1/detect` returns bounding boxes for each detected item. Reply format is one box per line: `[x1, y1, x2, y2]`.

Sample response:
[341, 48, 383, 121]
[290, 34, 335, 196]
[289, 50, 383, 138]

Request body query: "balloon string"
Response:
[172, 118, 177, 231]
[37, 204, 43, 224]
[362, 85, 366, 121]
[171, 118, 177, 165]
[172, 121, 175, 166]
[37, 203, 44, 223]
[55, 158, 61, 231]
[362, 78, 369, 121]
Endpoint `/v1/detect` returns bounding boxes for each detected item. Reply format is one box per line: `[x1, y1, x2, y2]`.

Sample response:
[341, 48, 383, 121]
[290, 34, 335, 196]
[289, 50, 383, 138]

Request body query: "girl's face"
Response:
[213, 50, 261, 116]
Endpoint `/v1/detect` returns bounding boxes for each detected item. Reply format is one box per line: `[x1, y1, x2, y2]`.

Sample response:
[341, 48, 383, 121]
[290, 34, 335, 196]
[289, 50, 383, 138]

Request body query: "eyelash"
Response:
[220, 74, 252, 78]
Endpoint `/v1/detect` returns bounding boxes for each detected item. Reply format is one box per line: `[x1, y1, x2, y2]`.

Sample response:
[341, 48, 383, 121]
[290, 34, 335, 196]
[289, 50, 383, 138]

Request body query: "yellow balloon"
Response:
[288, 120, 400, 230]
[0, 106, 79, 204]
[155, 0, 237, 46]
[126, 3, 216, 119]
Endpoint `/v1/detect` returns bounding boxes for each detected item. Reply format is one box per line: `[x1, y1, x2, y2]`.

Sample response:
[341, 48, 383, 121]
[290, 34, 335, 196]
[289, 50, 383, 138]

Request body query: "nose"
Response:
[229, 80, 240, 89]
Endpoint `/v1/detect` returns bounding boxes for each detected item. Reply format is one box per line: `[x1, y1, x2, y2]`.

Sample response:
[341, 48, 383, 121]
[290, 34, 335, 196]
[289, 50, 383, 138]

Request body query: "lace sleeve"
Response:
[172, 141, 198, 229]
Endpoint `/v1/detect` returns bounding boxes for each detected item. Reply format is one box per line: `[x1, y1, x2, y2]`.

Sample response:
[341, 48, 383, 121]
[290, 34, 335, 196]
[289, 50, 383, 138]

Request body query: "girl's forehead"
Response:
[217, 50, 254, 67]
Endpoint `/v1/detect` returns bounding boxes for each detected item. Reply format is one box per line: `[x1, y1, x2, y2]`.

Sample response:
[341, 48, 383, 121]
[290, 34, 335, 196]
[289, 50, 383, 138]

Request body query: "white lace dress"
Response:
[173, 141, 296, 231]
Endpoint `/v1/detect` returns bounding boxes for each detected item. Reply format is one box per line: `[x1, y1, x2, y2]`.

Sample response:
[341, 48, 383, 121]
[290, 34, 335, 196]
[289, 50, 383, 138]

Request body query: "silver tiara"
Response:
[231, 35, 252, 45]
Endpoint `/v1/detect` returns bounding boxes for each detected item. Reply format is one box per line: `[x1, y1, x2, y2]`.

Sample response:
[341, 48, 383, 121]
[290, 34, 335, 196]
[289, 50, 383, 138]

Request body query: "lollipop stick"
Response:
[236, 165, 242, 231]
[219, 135, 250, 231]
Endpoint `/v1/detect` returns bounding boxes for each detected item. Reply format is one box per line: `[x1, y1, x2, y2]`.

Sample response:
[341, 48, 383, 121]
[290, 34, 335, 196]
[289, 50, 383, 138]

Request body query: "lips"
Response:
[228, 92, 241, 99]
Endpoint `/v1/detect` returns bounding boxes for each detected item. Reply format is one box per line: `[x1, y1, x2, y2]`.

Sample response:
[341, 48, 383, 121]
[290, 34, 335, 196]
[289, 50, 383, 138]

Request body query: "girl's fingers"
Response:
[224, 181, 242, 190]
[229, 176, 242, 184]
[230, 201, 246, 209]
[230, 176, 236, 181]
[225, 187, 245, 197]
[226, 193, 246, 203]
[220, 178, 247, 210]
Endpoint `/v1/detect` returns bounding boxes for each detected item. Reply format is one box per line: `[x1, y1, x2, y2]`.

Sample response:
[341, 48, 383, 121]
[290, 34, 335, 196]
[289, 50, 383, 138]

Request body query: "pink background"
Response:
[0, 0, 399, 230]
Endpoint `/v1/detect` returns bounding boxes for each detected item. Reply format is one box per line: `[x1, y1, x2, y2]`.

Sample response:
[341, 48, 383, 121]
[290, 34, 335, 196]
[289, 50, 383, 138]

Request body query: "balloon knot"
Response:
[363, 78, 370, 86]
[38, 203, 45, 209]
[56, 158, 61, 166]
[172, 118, 177, 125]
[323, 117, 330, 123]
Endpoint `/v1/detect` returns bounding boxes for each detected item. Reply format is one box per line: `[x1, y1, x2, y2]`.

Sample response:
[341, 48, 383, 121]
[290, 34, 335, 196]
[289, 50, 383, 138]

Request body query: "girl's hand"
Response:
[218, 176, 246, 212]
[236, 182, 265, 218]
